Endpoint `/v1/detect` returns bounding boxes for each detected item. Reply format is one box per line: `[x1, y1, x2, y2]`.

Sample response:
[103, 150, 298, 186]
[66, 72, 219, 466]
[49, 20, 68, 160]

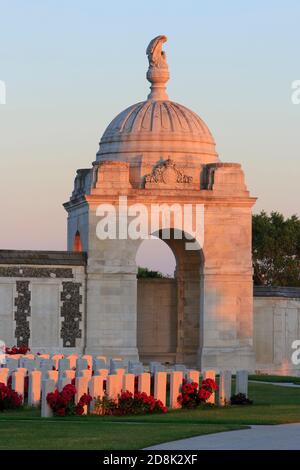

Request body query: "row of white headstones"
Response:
[0, 355, 249, 417]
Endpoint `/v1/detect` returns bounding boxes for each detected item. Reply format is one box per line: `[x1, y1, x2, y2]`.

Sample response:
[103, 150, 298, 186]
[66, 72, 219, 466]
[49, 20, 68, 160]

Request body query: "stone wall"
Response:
[137, 278, 177, 363]
[253, 287, 300, 375]
[0, 251, 86, 354]
[137, 280, 300, 374]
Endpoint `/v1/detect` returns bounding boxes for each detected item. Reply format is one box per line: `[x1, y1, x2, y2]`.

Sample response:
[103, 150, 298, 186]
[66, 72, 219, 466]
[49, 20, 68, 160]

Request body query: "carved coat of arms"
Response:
[144, 159, 193, 187]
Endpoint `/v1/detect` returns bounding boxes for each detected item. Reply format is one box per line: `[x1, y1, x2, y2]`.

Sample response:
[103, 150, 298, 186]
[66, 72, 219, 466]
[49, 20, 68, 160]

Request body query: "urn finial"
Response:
[146, 35, 169, 100]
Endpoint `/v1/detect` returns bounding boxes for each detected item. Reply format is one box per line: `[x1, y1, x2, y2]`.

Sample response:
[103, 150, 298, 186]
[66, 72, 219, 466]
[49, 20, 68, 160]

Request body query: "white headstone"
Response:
[28, 370, 42, 406]
[41, 379, 56, 418]
[138, 373, 150, 395]
[170, 371, 183, 409]
[88, 375, 105, 412]
[154, 371, 167, 406]
[218, 370, 232, 406]
[235, 370, 248, 396]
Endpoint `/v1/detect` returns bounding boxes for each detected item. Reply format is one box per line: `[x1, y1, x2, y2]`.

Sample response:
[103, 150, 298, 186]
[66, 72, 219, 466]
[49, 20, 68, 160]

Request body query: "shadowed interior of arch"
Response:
[136, 229, 203, 365]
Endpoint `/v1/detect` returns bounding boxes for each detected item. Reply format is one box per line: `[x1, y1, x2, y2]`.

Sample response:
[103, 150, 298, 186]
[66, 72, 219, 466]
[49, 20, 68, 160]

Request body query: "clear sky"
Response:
[0, 1, 299, 274]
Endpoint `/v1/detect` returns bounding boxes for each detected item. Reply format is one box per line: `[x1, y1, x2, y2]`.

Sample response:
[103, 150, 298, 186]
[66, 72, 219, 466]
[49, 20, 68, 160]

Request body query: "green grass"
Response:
[0, 381, 300, 449]
[249, 374, 300, 385]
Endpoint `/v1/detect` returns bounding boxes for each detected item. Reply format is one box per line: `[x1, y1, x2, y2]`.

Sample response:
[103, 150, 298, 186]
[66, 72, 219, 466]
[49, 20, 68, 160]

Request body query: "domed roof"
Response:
[96, 36, 219, 164]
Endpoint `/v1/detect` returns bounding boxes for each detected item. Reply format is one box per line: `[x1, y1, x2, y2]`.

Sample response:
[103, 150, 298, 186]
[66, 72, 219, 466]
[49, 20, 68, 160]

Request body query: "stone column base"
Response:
[198, 346, 256, 372]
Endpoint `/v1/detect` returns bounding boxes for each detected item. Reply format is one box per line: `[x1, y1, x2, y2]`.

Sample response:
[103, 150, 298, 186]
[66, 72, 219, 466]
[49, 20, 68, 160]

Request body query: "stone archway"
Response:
[137, 230, 203, 366]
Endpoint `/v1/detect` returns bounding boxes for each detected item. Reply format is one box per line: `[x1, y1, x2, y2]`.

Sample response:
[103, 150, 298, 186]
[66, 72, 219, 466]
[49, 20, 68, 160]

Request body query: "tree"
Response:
[252, 211, 300, 287]
[137, 267, 165, 279]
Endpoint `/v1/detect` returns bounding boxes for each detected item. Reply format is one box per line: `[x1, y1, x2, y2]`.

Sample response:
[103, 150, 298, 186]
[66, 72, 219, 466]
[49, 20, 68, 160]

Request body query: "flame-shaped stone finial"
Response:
[146, 35, 169, 100]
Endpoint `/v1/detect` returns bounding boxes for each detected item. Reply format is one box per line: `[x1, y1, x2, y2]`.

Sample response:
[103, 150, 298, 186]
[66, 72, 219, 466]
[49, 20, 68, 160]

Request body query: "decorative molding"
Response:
[144, 158, 193, 187]
[60, 282, 82, 347]
[14, 281, 31, 347]
[0, 267, 74, 278]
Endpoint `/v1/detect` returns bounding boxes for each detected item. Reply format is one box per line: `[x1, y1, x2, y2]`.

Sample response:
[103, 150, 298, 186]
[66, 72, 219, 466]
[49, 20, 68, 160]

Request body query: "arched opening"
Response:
[136, 230, 203, 366]
[73, 231, 83, 252]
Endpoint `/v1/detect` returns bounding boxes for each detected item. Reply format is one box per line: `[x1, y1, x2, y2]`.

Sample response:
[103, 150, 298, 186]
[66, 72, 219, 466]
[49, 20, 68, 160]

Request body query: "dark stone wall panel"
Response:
[14, 281, 31, 347]
[60, 282, 82, 347]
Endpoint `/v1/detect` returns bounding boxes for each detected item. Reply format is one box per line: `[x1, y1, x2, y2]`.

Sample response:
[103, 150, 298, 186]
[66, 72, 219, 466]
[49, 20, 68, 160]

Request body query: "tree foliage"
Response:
[252, 211, 300, 286]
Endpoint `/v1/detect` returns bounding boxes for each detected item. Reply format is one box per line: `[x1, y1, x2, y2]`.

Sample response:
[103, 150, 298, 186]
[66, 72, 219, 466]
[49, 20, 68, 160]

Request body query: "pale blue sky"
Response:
[0, 1, 299, 273]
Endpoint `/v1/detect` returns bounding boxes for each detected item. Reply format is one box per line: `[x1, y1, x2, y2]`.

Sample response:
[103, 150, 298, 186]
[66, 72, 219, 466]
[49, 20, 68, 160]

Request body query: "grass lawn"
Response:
[0, 380, 300, 449]
[249, 374, 300, 385]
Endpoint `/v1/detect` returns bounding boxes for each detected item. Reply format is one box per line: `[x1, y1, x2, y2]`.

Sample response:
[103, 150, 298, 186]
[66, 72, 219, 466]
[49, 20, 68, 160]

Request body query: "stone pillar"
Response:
[154, 372, 167, 406]
[138, 373, 151, 395]
[235, 370, 248, 396]
[218, 370, 232, 406]
[41, 379, 56, 418]
[122, 373, 135, 394]
[169, 371, 183, 409]
[28, 370, 42, 406]
[84, 229, 140, 361]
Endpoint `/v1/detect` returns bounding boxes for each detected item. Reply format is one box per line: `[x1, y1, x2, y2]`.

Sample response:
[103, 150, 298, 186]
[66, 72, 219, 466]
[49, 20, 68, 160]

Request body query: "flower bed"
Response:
[178, 378, 218, 408]
[93, 390, 167, 416]
[5, 345, 30, 355]
[47, 384, 92, 416]
[0, 382, 23, 411]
